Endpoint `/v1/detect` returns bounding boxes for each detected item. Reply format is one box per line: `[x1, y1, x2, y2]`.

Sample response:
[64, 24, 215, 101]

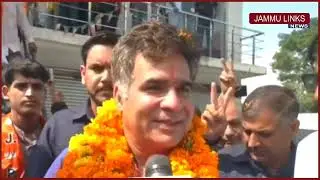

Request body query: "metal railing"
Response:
[27, 2, 264, 65]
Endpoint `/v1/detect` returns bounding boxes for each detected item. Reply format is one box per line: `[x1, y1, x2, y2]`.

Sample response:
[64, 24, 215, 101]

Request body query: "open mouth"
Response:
[250, 151, 266, 160]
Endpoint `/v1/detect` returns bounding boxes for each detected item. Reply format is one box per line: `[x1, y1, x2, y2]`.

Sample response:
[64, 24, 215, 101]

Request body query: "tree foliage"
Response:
[272, 17, 318, 112]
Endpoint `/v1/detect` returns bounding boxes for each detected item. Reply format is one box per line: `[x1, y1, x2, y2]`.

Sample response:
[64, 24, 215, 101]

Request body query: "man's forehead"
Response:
[242, 109, 280, 130]
[133, 53, 191, 80]
[86, 57, 112, 66]
[86, 45, 113, 65]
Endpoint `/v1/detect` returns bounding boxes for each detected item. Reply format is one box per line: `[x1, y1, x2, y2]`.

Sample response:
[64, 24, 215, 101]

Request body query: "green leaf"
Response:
[272, 17, 318, 112]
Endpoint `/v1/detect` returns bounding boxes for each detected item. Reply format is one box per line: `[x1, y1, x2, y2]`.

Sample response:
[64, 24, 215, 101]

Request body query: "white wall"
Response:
[225, 2, 243, 62]
[298, 113, 318, 131]
[241, 68, 282, 103]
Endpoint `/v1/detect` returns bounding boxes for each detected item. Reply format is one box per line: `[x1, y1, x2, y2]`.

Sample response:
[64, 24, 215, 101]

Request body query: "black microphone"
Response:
[144, 155, 173, 177]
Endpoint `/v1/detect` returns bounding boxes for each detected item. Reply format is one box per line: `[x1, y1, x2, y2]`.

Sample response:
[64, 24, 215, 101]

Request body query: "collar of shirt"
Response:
[245, 143, 297, 178]
[13, 120, 42, 151]
[208, 136, 225, 152]
[72, 98, 94, 124]
[220, 143, 296, 178]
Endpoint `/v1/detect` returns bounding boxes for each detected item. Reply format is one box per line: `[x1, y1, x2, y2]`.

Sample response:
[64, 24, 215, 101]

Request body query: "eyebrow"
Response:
[243, 126, 274, 133]
[88, 62, 111, 68]
[143, 78, 193, 87]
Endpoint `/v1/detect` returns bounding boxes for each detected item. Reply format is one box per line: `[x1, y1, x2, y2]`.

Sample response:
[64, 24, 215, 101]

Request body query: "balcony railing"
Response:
[27, 2, 264, 65]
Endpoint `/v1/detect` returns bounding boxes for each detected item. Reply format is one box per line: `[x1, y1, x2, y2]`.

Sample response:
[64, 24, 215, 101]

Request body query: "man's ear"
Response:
[113, 83, 121, 103]
[80, 65, 86, 85]
[291, 119, 300, 136]
[2, 85, 9, 100]
[113, 82, 126, 109]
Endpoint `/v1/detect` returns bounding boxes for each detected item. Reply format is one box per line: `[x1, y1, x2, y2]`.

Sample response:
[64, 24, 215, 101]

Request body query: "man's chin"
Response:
[93, 95, 113, 106]
[249, 152, 266, 162]
[20, 109, 40, 117]
[150, 134, 182, 149]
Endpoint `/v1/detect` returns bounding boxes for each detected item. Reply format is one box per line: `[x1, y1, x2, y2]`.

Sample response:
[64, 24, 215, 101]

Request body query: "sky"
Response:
[240, 2, 318, 101]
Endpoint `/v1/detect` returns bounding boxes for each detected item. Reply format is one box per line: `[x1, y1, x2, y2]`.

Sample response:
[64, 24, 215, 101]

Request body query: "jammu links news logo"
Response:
[249, 13, 311, 29]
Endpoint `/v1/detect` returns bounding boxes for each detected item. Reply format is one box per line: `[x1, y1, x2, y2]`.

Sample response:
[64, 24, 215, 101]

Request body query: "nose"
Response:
[247, 133, 261, 148]
[160, 89, 183, 112]
[101, 69, 111, 82]
[25, 85, 34, 97]
[224, 125, 235, 139]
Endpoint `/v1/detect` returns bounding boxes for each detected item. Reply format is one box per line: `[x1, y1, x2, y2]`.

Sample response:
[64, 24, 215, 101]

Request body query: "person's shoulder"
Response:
[49, 103, 87, 124]
[58, 148, 69, 157]
[296, 131, 318, 154]
[1, 113, 11, 122]
[218, 144, 262, 178]
[44, 148, 69, 178]
[302, 131, 318, 142]
[1, 113, 13, 130]
[219, 143, 247, 157]
[218, 144, 248, 166]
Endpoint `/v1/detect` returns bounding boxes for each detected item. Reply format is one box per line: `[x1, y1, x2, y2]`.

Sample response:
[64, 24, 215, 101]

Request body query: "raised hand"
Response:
[219, 60, 239, 95]
[202, 82, 233, 142]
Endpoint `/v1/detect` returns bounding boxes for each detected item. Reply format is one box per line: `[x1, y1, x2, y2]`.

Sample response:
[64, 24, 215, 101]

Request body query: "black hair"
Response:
[242, 85, 299, 124]
[81, 31, 120, 64]
[3, 60, 50, 86]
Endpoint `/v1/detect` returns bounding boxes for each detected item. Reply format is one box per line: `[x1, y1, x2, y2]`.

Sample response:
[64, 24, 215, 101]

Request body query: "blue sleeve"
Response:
[44, 148, 69, 178]
[26, 116, 57, 177]
[25, 145, 54, 177]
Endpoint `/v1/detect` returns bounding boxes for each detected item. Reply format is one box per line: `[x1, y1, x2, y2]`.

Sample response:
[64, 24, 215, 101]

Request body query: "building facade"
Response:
[25, 2, 266, 117]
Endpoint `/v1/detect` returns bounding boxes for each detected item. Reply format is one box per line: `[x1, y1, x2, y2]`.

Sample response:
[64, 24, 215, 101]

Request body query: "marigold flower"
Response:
[57, 99, 219, 178]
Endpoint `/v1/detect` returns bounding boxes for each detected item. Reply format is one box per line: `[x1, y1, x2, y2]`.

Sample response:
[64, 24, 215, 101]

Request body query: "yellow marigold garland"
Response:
[57, 99, 219, 178]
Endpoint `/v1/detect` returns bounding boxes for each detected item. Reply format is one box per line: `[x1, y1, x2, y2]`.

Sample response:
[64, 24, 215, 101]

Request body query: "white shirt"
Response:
[2, 2, 34, 64]
[294, 131, 318, 178]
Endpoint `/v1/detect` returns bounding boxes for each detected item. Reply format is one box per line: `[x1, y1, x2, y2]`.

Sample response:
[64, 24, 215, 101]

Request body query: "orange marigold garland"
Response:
[57, 99, 219, 178]
[178, 29, 196, 48]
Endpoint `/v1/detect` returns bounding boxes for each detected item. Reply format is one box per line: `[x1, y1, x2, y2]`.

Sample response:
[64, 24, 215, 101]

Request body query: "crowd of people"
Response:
[1, 2, 318, 178]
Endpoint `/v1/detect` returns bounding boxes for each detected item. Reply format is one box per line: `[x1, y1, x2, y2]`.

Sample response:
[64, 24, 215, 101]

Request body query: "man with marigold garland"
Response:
[43, 21, 239, 178]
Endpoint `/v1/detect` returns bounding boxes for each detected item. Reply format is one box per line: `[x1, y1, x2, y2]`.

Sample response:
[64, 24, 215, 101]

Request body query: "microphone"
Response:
[144, 155, 173, 177]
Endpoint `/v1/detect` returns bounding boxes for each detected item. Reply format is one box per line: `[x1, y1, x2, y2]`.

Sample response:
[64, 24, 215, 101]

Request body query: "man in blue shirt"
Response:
[26, 32, 119, 177]
[219, 85, 300, 177]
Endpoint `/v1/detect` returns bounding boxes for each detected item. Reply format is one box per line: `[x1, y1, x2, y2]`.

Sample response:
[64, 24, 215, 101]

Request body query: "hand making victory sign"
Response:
[219, 59, 239, 95]
[202, 60, 239, 143]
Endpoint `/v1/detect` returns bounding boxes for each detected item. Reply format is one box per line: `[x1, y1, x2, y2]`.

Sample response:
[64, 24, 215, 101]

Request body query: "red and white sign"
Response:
[249, 13, 310, 24]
